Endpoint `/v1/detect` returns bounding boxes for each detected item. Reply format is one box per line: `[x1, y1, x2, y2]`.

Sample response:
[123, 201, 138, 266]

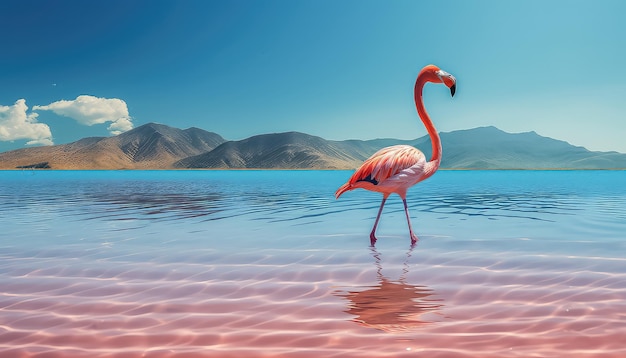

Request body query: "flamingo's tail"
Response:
[335, 182, 352, 199]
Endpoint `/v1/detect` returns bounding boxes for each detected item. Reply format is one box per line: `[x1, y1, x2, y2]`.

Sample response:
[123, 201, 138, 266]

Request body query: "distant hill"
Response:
[174, 132, 365, 169]
[1, 123, 625, 169]
[0, 123, 225, 169]
[410, 126, 626, 169]
[175, 126, 626, 170]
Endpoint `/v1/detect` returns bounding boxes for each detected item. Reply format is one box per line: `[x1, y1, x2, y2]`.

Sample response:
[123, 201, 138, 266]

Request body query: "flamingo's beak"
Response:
[450, 84, 456, 97]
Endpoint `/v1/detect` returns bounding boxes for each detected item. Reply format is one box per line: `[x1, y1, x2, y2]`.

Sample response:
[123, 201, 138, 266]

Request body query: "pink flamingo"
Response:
[335, 64, 456, 246]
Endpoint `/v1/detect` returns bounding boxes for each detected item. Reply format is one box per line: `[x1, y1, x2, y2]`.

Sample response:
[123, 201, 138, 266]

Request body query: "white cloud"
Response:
[0, 99, 54, 146]
[34, 95, 133, 135]
[107, 117, 134, 136]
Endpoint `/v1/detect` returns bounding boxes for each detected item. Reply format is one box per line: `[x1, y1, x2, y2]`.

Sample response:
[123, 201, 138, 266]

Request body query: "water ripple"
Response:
[2, 171, 624, 232]
[1, 170, 626, 357]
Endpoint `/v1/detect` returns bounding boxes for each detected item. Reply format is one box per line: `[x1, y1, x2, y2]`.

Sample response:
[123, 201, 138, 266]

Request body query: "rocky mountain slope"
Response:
[2, 123, 625, 169]
[0, 123, 225, 169]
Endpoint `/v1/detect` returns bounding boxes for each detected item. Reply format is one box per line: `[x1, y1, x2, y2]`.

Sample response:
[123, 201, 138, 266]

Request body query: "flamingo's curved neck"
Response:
[414, 74, 442, 170]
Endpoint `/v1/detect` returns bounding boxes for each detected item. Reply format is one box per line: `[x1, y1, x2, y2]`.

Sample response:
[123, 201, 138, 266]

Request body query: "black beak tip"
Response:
[450, 84, 456, 97]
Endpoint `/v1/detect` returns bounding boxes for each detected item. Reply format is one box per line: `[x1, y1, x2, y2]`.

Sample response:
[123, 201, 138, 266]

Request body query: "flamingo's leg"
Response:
[402, 198, 419, 244]
[369, 196, 388, 246]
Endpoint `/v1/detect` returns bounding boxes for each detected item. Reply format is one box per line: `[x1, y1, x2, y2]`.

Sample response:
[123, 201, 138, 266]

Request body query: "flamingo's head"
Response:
[435, 69, 456, 97]
[421, 65, 456, 97]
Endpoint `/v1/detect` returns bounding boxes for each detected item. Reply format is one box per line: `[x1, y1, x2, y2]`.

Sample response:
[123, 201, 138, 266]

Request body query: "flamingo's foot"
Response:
[369, 232, 378, 246]
[410, 233, 419, 245]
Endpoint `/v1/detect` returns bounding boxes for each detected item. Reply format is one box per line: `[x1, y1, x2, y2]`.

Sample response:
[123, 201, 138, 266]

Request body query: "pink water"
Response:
[1, 170, 625, 357]
[2, 238, 625, 358]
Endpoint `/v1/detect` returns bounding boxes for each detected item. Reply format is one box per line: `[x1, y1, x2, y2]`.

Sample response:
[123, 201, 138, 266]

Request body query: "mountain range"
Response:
[0, 123, 624, 169]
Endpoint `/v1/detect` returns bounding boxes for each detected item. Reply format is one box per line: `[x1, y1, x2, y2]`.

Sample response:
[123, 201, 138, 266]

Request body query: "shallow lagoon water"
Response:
[1, 170, 625, 357]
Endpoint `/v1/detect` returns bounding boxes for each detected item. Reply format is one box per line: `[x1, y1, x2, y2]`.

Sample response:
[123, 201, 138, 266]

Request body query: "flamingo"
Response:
[335, 64, 456, 246]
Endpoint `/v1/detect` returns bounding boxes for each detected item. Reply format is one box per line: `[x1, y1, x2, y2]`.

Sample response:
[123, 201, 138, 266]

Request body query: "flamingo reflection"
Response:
[337, 246, 444, 332]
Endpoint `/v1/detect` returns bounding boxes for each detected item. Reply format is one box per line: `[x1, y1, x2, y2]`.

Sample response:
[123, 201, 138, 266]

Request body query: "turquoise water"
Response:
[1, 170, 625, 357]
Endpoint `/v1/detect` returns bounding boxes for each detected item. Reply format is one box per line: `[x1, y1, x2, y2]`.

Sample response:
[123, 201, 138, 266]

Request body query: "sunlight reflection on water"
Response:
[1, 170, 626, 357]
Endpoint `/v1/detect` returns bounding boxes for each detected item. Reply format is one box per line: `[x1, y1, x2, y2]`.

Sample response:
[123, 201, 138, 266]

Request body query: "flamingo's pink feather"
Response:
[335, 145, 424, 199]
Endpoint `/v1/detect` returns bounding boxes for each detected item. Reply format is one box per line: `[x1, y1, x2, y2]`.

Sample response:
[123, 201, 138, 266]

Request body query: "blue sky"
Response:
[1, 0, 625, 153]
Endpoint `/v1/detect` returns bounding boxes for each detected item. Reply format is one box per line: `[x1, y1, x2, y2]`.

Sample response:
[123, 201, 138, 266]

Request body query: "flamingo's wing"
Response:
[351, 145, 424, 184]
[335, 145, 425, 199]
